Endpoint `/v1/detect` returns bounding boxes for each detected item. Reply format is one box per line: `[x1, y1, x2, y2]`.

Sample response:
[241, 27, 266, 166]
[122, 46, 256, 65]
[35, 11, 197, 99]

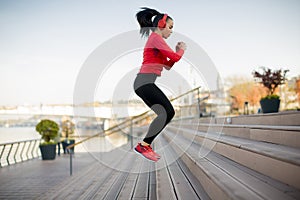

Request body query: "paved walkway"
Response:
[0, 152, 95, 199]
[0, 138, 209, 200]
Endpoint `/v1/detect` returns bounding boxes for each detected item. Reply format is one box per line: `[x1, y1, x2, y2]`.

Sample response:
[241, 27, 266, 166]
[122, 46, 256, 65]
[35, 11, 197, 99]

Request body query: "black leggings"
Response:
[135, 83, 175, 144]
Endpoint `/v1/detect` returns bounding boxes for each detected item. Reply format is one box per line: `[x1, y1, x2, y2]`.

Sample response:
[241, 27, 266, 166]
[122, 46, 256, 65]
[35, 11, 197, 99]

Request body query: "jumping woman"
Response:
[134, 7, 187, 162]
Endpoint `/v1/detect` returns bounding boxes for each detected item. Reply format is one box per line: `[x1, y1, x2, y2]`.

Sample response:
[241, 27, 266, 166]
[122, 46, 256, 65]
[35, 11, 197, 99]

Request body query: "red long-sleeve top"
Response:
[139, 32, 184, 76]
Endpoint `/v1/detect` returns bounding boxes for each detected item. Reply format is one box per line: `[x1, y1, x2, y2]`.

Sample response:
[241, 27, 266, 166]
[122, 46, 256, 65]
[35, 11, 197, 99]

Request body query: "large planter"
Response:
[62, 139, 75, 154]
[260, 98, 280, 113]
[40, 144, 56, 160]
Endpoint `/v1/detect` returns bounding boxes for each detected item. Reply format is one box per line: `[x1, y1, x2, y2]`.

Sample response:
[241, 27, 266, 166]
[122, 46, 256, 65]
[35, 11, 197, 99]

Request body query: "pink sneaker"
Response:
[134, 143, 160, 162]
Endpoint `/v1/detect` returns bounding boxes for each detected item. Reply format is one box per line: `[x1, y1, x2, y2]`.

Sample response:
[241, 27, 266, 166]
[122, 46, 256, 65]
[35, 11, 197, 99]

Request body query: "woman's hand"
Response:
[176, 42, 187, 51]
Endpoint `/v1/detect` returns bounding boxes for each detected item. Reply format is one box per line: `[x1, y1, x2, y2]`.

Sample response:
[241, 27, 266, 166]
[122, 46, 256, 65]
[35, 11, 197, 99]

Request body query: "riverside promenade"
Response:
[1, 111, 300, 200]
[0, 152, 95, 199]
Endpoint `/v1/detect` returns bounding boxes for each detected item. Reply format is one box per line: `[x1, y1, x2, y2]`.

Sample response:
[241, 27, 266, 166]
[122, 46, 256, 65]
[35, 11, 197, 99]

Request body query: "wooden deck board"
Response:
[0, 152, 95, 199]
[159, 135, 206, 200]
[155, 138, 177, 200]
[164, 129, 300, 200]
[131, 158, 151, 199]
[117, 156, 144, 200]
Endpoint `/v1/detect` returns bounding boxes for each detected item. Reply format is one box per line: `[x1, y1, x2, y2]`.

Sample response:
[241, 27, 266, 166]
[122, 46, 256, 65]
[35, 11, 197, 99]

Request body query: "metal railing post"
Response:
[7, 144, 13, 166]
[31, 140, 37, 158]
[0, 145, 6, 168]
[14, 142, 20, 164]
[130, 118, 133, 149]
[70, 152, 73, 176]
[20, 141, 26, 162]
[26, 141, 32, 160]
[197, 87, 201, 117]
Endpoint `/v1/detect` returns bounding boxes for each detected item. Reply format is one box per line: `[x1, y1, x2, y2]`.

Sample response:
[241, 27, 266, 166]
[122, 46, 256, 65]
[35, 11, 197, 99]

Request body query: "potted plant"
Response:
[36, 119, 59, 160]
[61, 119, 75, 154]
[253, 67, 288, 113]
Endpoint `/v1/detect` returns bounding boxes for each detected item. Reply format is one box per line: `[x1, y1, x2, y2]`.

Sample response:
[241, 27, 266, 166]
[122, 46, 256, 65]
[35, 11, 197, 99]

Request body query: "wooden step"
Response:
[167, 125, 300, 190]
[155, 136, 210, 200]
[227, 111, 300, 126]
[38, 136, 210, 200]
[90, 157, 137, 199]
[163, 129, 300, 200]
[172, 122, 300, 148]
[129, 159, 155, 199]
[193, 111, 300, 126]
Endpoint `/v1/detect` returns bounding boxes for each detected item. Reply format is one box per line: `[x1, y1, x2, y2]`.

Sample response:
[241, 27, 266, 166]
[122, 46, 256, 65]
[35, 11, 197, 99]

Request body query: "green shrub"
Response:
[261, 94, 280, 100]
[36, 119, 59, 144]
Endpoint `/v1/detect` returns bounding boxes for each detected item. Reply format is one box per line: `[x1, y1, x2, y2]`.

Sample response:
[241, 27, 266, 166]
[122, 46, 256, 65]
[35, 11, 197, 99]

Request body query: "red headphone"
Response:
[158, 14, 168, 28]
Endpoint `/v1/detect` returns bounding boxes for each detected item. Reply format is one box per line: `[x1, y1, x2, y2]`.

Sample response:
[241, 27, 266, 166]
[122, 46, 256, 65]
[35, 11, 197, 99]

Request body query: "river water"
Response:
[0, 113, 132, 154]
[0, 126, 130, 154]
[0, 127, 40, 144]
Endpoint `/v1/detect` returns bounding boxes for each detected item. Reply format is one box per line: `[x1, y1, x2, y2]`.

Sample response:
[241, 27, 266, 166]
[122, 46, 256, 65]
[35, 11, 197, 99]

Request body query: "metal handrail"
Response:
[0, 139, 41, 167]
[66, 86, 200, 150]
[66, 86, 201, 175]
[66, 87, 200, 176]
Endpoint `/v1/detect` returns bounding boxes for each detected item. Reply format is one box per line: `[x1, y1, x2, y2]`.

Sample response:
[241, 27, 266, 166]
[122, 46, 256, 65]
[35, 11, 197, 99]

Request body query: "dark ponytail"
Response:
[136, 7, 167, 37]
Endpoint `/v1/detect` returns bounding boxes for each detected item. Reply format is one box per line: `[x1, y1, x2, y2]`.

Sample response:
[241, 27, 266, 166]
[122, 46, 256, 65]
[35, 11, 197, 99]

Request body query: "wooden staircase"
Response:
[39, 111, 300, 200]
[165, 111, 300, 200]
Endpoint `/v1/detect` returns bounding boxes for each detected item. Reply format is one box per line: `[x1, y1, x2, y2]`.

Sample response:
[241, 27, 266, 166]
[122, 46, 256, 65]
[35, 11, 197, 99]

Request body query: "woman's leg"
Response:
[135, 84, 175, 144]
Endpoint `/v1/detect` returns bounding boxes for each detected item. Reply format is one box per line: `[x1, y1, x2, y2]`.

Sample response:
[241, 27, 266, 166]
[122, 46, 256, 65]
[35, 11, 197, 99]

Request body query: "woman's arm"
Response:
[153, 34, 185, 62]
[163, 41, 187, 70]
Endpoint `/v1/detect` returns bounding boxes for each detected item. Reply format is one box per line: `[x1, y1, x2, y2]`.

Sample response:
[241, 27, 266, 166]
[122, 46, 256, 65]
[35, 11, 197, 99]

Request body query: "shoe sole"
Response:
[133, 147, 159, 162]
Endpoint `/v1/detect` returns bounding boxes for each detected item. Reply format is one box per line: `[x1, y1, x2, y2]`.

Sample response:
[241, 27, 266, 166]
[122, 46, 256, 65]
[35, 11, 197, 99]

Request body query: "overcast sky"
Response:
[0, 0, 299, 105]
